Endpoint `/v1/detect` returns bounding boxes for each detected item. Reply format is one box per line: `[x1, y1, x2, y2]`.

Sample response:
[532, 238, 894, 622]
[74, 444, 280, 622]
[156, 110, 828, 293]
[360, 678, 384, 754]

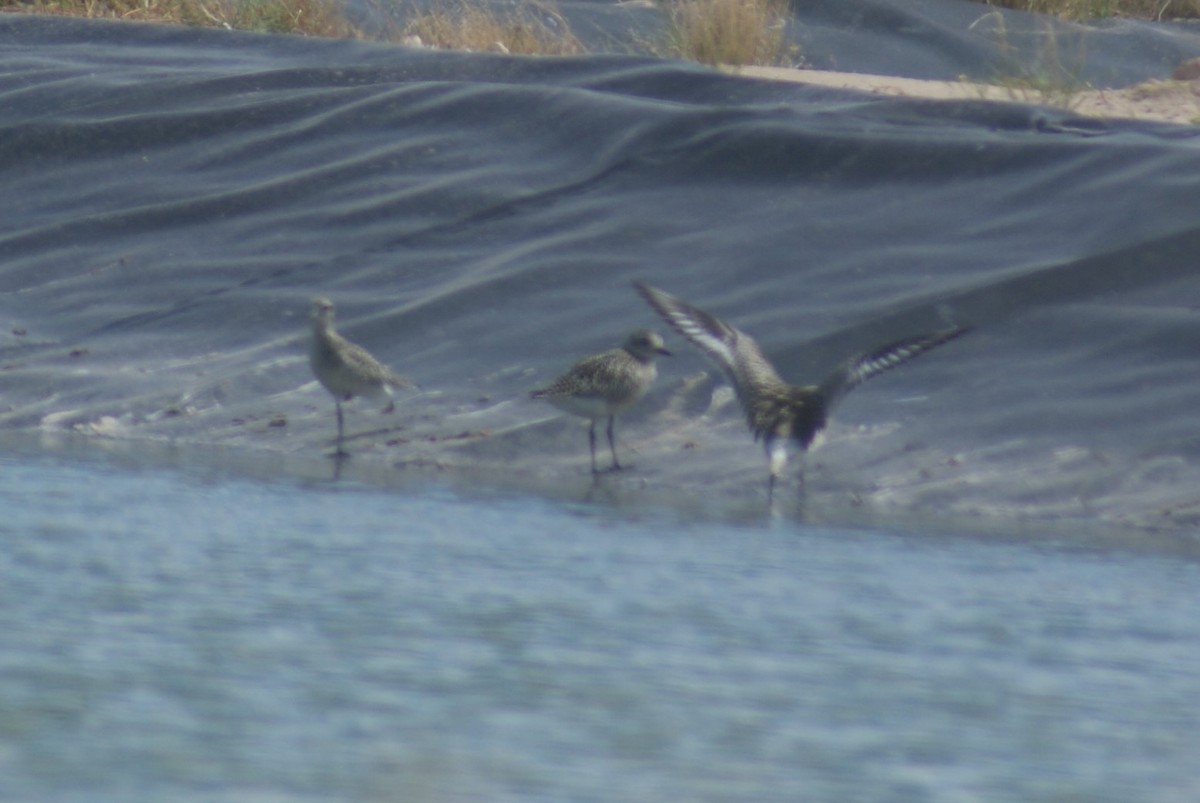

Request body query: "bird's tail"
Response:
[387, 373, 420, 391]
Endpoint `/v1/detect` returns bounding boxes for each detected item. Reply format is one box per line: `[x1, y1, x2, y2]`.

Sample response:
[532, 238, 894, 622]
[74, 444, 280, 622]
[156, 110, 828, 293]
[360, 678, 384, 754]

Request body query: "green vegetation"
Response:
[2, 0, 797, 65]
[5, 0, 360, 35]
[1, 0, 1195, 68]
[968, 11, 1093, 108]
[981, 0, 1200, 21]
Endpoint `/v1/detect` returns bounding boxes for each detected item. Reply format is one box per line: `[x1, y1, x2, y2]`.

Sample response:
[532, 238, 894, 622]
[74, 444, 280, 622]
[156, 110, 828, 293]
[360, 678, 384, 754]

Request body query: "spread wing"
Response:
[818, 326, 969, 409]
[634, 281, 786, 398]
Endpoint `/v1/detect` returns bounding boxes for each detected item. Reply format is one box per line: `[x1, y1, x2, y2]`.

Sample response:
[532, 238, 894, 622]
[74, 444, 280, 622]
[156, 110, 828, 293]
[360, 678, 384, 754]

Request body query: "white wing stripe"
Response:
[847, 334, 959, 387]
[666, 312, 738, 371]
[641, 286, 740, 373]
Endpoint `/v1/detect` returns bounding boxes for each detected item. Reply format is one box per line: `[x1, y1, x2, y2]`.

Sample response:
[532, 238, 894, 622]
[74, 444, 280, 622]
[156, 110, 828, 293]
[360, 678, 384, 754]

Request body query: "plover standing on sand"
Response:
[309, 296, 417, 457]
[635, 281, 968, 498]
[532, 329, 671, 474]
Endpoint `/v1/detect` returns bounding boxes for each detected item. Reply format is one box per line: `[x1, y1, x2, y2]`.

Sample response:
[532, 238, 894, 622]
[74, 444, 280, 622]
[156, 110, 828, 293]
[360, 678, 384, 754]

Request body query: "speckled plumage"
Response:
[635, 281, 967, 497]
[532, 329, 670, 473]
[309, 297, 416, 456]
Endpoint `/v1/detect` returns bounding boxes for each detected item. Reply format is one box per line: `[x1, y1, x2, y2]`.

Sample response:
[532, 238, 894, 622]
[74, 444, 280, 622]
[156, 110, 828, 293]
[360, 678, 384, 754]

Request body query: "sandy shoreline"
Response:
[733, 65, 1200, 126]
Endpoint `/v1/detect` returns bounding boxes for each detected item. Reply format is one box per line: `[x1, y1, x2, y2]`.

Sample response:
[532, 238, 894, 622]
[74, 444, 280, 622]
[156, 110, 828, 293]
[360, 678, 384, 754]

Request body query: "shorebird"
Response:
[309, 296, 417, 457]
[634, 281, 968, 498]
[532, 328, 671, 474]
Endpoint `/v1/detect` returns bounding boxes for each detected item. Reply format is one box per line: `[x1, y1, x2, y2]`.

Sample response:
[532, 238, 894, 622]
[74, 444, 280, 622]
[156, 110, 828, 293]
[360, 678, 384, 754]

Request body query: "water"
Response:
[5, 15, 1200, 798]
[2, 447, 1198, 802]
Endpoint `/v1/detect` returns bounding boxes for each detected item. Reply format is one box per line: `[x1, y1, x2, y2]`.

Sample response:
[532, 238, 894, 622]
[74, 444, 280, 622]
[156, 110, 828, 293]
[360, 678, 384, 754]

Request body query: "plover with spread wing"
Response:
[309, 296, 417, 457]
[634, 281, 967, 498]
[532, 328, 671, 474]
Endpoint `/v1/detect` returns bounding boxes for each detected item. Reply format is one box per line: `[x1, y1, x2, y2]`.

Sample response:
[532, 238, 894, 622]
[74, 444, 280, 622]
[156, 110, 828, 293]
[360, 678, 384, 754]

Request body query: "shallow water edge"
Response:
[5, 429, 1198, 561]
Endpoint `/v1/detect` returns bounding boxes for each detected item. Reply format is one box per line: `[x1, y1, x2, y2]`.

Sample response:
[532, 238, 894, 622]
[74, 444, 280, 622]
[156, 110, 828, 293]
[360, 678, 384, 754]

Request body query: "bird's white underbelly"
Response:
[545, 394, 620, 420]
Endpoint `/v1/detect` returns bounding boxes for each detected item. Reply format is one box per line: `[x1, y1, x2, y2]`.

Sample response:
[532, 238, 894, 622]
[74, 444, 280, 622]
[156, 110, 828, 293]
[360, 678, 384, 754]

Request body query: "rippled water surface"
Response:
[2, 447, 1199, 802]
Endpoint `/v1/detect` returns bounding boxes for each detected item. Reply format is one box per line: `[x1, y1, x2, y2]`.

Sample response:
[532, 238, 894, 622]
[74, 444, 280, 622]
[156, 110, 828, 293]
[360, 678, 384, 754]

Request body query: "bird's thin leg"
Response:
[381, 386, 396, 415]
[334, 400, 348, 458]
[606, 416, 622, 471]
[766, 436, 787, 503]
[588, 421, 599, 475]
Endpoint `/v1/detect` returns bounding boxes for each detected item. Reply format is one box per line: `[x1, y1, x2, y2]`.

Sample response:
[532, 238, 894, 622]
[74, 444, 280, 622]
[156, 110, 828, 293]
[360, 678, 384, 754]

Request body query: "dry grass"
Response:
[404, 0, 583, 55]
[2, 0, 797, 65]
[964, 9, 1093, 108]
[662, 0, 796, 67]
[980, 0, 1200, 21]
[6, 0, 1199, 55]
[4, 0, 360, 34]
